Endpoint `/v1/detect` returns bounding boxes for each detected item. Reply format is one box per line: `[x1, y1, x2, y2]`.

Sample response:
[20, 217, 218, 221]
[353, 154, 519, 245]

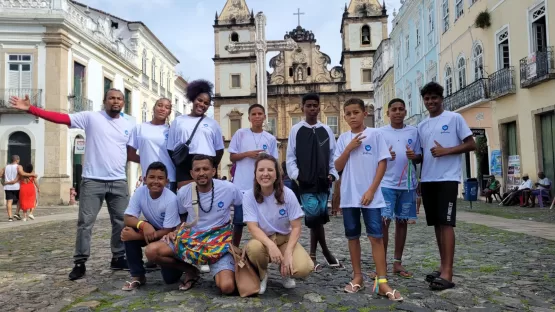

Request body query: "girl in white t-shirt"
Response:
[243, 154, 314, 295]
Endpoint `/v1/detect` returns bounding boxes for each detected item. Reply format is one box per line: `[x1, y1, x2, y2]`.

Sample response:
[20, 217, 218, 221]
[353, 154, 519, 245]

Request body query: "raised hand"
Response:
[430, 140, 448, 158]
[346, 133, 367, 152]
[406, 144, 417, 160]
[389, 146, 396, 161]
[9, 95, 31, 111]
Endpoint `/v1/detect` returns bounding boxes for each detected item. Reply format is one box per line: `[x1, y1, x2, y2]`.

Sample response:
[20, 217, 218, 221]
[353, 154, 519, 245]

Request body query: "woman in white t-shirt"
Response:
[128, 98, 177, 192]
[167, 80, 225, 189]
[243, 154, 314, 295]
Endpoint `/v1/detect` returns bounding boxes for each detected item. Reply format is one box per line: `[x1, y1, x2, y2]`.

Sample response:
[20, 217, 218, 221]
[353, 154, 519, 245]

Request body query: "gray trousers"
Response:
[74, 178, 129, 264]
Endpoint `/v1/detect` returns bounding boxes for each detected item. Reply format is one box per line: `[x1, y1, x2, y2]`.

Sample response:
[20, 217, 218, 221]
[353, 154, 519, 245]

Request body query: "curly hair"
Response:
[186, 79, 214, 103]
[254, 153, 285, 205]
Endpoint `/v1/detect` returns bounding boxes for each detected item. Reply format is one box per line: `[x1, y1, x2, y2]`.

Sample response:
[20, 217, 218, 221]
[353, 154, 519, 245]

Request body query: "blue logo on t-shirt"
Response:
[120, 112, 124, 117]
[124, 130, 129, 135]
[408, 139, 413, 144]
[161, 212, 165, 219]
[442, 125, 448, 131]
[218, 201, 224, 208]
[262, 144, 268, 150]
[365, 145, 371, 151]
[164, 133, 169, 140]
[279, 209, 286, 216]
[203, 124, 208, 127]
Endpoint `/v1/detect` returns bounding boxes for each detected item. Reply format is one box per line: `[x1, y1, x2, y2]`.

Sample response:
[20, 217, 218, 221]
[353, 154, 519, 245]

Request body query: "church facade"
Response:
[213, 0, 388, 177]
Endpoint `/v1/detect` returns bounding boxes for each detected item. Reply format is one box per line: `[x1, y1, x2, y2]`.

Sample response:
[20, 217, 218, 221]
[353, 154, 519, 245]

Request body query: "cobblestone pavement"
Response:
[458, 199, 555, 224]
[1, 216, 554, 312]
[0, 206, 79, 224]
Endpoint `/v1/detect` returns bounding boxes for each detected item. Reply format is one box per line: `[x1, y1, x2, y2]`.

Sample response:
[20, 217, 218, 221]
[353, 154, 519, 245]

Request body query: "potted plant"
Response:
[475, 11, 491, 29]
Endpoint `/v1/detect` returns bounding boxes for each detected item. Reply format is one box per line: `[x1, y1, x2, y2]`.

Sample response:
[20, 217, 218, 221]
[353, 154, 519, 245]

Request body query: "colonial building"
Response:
[0, 0, 180, 204]
[213, 0, 388, 177]
[485, 0, 554, 189]
[372, 38, 394, 127]
[173, 75, 191, 117]
[436, 0, 499, 187]
[390, 0, 439, 126]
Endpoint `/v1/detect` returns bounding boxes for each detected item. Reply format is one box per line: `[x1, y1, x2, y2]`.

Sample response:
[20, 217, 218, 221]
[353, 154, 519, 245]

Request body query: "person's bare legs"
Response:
[345, 238, 364, 292]
[145, 241, 197, 289]
[315, 225, 338, 265]
[393, 219, 409, 276]
[214, 270, 236, 295]
[6, 199, 13, 219]
[439, 225, 455, 282]
[434, 225, 444, 274]
[382, 219, 392, 259]
[369, 236, 402, 299]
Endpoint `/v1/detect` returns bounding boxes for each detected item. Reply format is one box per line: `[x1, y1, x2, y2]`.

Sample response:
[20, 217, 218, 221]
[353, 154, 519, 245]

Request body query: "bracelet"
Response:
[136, 221, 144, 230]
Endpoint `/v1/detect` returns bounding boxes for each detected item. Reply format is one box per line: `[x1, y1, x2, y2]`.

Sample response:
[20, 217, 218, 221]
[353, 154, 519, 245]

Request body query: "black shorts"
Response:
[5, 190, 19, 203]
[421, 181, 458, 227]
[175, 153, 200, 183]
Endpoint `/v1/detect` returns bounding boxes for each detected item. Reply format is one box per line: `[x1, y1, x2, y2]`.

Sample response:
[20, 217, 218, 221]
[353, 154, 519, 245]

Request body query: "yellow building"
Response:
[485, 0, 554, 188]
[438, 0, 500, 187]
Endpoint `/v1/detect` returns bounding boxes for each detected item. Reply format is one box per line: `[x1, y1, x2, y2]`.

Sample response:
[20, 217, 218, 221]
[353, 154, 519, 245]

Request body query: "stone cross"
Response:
[294, 8, 305, 26]
[225, 12, 297, 126]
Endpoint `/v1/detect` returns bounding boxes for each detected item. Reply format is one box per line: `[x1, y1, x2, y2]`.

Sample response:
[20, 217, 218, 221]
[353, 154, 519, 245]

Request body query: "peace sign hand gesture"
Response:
[9, 95, 32, 111]
[389, 146, 396, 161]
[346, 133, 367, 152]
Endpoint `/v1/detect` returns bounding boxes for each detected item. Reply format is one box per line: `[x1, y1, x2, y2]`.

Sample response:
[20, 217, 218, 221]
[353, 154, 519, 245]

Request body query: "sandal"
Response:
[392, 259, 413, 279]
[121, 278, 145, 291]
[429, 277, 455, 291]
[326, 257, 344, 269]
[373, 276, 404, 301]
[179, 275, 200, 291]
[313, 263, 324, 272]
[344, 282, 365, 293]
[425, 271, 441, 283]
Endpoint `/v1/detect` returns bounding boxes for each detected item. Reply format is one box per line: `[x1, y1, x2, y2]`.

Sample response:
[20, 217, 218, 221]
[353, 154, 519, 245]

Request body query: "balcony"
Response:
[520, 47, 555, 88]
[160, 86, 166, 97]
[0, 89, 42, 113]
[151, 80, 158, 93]
[141, 74, 149, 88]
[444, 78, 489, 112]
[489, 67, 516, 99]
[68, 95, 93, 112]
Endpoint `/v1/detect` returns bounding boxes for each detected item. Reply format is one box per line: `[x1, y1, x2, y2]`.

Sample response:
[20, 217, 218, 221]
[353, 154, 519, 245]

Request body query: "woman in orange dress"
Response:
[18, 164, 39, 221]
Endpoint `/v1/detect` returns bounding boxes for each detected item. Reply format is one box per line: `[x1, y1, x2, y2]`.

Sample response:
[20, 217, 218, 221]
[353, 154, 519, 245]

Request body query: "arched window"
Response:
[230, 32, 239, 42]
[473, 43, 484, 80]
[445, 64, 453, 95]
[142, 49, 147, 74]
[457, 56, 466, 89]
[361, 25, 371, 45]
[151, 58, 156, 81]
[8, 131, 31, 167]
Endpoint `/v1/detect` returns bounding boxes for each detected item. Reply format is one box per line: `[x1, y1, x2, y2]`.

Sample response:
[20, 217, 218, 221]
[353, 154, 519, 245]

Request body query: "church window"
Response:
[230, 119, 241, 136]
[267, 117, 277, 135]
[289, 67, 294, 77]
[361, 25, 371, 45]
[445, 65, 453, 95]
[307, 67, 311, 76]
[362, 69, 372, 83]
[327, 116, 339, 135]
[231, 74, 241, 88]
[230, 32, 239, 42]
[291, 116, 301, 127]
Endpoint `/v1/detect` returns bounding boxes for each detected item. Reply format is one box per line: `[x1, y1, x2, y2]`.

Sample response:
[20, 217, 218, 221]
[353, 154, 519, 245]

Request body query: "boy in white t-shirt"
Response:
[334, 98, 403, 301]
[416, 82, 476, 291]
[380, 98, 421, 279]
[229, 104, 279, 246]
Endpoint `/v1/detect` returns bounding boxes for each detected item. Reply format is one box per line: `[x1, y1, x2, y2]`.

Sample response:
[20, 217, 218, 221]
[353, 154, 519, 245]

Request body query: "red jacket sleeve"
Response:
[28, 106, 71, 126]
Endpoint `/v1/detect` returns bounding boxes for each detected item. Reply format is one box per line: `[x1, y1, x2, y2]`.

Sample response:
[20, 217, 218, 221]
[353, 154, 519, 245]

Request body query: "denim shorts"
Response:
[300, 192, 330, 228]
[381, 187, 417, 221]
[164, 240, 235, 278]
[342, 207, 383, 239]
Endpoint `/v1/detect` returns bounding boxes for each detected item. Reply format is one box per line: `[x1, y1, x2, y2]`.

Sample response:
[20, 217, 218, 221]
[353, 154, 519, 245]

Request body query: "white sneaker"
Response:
[259, 274, 268, 294]
[28, 214, 35, 220]
[23, 218, 27, 222]
[282, 277, 296, 289]
[200, 265, 210, 273]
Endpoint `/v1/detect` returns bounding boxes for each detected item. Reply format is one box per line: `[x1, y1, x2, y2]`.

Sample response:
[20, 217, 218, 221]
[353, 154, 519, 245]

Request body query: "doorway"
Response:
[7, 131, 31, 166]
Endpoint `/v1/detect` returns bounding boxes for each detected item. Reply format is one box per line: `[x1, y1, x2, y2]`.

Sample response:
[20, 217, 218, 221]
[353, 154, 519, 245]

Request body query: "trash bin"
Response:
[464, 178, 479, 201]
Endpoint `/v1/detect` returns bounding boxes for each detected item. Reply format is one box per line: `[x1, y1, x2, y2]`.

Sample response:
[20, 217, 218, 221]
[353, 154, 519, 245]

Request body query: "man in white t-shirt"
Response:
[10, 89, 135, 280]
[1, 155, 36, 222]
[120, 162, 181, 291]
[229, 104, 278, 246]
[416, 82, 476, 291]
[529, 171, 552, 207]
[145, 155, 241, 294]
[380, 98, 421, 279]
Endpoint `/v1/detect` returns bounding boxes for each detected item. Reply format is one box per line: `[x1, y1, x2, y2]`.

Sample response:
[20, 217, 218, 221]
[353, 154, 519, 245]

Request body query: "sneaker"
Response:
[110, 257, 129, 271]
[282, 277, 296, 289]
[259, 274, 268, 294]
[23, 218, 27, 222]
[13, 214, 21, 220]
[8, 218, 13, 222]
[200, 265, 210, 273]
[28, 214, 35, 220]
[69, 263, 86, 280]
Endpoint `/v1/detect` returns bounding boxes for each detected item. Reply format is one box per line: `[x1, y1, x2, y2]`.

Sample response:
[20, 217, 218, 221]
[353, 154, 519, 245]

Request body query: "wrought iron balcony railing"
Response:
[520, 46, 555, 88]
[444, 78, 489, 112]
[68, 95, 93, 112]
[0, 89, 42, 113]
[142, 74, 149, 88]
[151, 80, 158, 92]
[488, 66, 516, 99]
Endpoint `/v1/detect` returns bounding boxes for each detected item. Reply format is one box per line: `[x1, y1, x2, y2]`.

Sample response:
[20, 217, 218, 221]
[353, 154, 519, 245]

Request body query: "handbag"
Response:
[173, 182, 233, 266]
[229, 244, 261, 297]
[171, 115, 205, 166]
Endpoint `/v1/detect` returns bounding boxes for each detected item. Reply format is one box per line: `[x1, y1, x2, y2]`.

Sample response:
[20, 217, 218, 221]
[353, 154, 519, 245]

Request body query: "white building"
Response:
[372, 38, 394, 127]
[0, 0, 181, 204]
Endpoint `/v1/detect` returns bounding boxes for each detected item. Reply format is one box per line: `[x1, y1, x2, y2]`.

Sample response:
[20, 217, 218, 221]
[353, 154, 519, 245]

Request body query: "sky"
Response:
[80, 0, 402, 83]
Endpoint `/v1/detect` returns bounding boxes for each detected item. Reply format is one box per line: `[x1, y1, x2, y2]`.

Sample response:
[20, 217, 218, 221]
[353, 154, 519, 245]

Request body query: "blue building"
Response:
[390, 0, 439, 125]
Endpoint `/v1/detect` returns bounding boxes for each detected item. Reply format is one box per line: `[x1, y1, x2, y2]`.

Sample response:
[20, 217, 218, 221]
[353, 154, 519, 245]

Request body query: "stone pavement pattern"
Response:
[0, 216, 554, 311]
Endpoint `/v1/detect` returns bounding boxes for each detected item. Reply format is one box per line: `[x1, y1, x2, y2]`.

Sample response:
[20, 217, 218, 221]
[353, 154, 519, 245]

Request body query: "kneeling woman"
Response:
[145, 155, 243, 294]
[243, 154, 314, 294]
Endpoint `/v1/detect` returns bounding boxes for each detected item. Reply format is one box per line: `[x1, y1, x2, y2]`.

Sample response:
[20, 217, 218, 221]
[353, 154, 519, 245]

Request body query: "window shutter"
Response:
[21, 68, 32, 89]
[8, 66, 20, 89]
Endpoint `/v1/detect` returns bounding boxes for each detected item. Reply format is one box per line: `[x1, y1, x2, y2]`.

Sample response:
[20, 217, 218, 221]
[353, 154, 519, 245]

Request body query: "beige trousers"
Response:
[246, 233, 314, 280]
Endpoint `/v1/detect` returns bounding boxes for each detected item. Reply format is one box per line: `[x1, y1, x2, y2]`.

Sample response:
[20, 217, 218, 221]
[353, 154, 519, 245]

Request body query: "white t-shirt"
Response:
[242, 188, 304, 236]
[334, 127, 391, 209]
[70, 111, 134, 180]
[518, 179, 533, 190]
[3, 164, 19, 191]
[538, 178, 551, 190]
[417, 111, 473, 183]
[229, 128, 279, 191]
[124, 185, 181, 230]
[167, 115, 224, 156]
[177, 179, 242, 232]
[380, 125, 421, 190]
[128, 122, 176, 182]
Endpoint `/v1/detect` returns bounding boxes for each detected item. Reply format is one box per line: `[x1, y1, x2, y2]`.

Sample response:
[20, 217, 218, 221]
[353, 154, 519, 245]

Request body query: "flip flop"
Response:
[344, 282, 365, 293]
[326, 257, 344, 269]
[179, 275, 200, 291]
[429, 277, 455, 291]
[393, 269, 413, 279]
[425, 271, 441, 283]
[121, 279, 145, 291]
[313, 263, 324, 273]
[379, 289, 404, 301]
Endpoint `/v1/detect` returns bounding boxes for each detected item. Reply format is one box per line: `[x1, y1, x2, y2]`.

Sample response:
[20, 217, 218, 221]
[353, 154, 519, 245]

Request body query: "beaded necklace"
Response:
[196, 180, 215, 213]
